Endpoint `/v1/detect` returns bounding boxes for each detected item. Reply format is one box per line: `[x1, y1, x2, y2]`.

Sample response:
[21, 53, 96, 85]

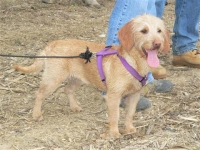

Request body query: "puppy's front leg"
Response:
[124, 92, 140, 134]
[105, 93, 121, 138]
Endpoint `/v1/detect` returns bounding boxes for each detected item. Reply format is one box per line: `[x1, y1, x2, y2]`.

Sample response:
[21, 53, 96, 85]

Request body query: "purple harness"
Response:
[96, 46, 148, 86]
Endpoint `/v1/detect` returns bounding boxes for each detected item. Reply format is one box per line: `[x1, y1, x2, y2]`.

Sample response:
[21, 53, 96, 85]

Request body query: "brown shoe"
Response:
[150, 65, 167, 79]
[172, 50, 200, 68]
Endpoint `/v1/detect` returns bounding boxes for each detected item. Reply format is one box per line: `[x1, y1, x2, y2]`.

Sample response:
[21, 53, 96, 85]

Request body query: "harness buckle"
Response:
[140, 75, 148, 86]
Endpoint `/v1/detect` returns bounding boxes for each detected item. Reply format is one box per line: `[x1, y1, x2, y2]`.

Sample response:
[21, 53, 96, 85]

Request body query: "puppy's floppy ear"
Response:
[162, 28, 171, 53]
[118, 20, 134, 51]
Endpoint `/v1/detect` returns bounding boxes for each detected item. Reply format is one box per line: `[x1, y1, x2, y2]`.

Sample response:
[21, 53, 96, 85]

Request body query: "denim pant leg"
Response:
[106, 0, 165, 46]
[172, 0, 200, 55]
[155, 0, 166, 18]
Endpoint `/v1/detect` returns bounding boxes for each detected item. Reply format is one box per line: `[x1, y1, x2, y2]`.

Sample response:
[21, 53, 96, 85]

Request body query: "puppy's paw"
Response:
[127, 126, 137, 134]
[71, 105, 83, 112]
[32, 109, 43, 121]
[100, 131, 121, 139]
[120, 126, 137, 134]
[109, 130, 121, 138]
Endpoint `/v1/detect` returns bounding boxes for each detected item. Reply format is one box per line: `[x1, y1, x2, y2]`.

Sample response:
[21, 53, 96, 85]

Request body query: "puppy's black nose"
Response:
[153, 42, 161, 49]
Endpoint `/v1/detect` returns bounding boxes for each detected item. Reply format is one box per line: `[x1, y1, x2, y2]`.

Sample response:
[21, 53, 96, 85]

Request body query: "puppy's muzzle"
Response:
[153, 41, 161, 49]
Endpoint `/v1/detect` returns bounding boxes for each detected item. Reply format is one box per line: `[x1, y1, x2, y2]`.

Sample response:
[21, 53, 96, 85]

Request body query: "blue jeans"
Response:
[172, 0, 200, 55]
[106, 0, 166, 46]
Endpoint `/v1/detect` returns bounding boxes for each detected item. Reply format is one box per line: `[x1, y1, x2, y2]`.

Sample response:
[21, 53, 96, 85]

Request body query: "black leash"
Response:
[0, 47, 94, 64]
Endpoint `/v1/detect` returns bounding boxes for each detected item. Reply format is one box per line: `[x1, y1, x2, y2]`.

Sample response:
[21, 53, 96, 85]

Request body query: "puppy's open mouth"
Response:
[143, 48, 160, 68]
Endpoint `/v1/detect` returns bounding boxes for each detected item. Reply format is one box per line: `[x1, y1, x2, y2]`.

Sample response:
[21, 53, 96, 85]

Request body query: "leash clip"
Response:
[92, 52, 97, 58]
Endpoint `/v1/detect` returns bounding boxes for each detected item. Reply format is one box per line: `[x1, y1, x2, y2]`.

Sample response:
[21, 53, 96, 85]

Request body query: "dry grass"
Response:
[0, 0, 200, 149]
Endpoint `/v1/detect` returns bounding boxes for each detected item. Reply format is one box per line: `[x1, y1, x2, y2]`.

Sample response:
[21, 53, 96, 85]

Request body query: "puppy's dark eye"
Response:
[158, 29, 162, 33]
[141, 29, 148, 34]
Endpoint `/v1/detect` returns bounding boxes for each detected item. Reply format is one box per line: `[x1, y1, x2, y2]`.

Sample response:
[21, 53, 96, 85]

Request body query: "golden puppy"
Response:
[13, 14, 170, 138]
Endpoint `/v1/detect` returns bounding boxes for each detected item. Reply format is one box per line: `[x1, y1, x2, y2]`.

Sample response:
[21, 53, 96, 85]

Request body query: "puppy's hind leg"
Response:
[32, 68, 68, 121]
[65, 78, 82, 112]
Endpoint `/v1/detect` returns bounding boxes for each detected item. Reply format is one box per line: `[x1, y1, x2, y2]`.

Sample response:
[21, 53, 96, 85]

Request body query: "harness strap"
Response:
[96, 46, 148, 86]
[117, 55, 148, 86]
[96, 46, 118, 85]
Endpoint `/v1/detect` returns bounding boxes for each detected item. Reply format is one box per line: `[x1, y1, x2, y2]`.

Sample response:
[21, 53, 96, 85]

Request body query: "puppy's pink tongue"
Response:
[146, 50, 159, 68]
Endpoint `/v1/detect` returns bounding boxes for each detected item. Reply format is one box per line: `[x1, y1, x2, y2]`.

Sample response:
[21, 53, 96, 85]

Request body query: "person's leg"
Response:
[172, 0, 200, 67]
[106, 0, 155, 46]
[172, 0, 200, 55]
[155, 0, 166, 18]
[151, 0, 167, 78]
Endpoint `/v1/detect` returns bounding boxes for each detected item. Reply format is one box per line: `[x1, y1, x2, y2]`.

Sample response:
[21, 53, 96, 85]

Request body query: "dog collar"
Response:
[96, 46, 148, 86]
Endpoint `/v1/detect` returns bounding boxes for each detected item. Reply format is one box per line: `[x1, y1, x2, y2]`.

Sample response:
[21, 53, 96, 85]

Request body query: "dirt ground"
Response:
[0, 0, 200, 149]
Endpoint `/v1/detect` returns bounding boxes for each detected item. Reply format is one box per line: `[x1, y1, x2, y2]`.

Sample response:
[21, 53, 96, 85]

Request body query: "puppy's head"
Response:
[118, 14, 170, 67]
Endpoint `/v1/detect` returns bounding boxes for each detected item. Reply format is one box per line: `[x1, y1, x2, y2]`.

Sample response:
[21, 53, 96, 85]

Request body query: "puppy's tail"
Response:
[13, 51, 45, 74]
